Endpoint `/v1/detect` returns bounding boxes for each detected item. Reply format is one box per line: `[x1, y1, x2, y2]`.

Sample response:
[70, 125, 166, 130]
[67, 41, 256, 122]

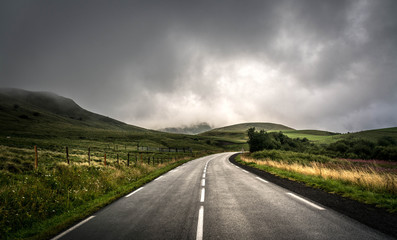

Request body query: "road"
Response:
[53, 153, 393, 240]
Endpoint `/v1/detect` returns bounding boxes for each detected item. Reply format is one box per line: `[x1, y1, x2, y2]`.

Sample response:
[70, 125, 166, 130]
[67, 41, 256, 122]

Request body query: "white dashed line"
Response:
[51, 215, 95, 240]
[125, 187, 144, 198]
[286, 193, 325, 210]
[200, 188, 205, 202]
[242, 170, 248, 173]
[196, 206, 204, 240]
[201, 179, 205, 187]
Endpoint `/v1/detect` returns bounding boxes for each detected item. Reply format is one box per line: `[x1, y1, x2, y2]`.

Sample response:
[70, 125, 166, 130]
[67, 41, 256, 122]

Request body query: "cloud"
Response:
[1, 0, 397, 132]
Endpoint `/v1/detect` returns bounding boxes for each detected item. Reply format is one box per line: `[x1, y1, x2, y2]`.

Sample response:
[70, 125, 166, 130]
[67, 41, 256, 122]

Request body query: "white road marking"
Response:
[202, 173, 206, 178]
[201, 179, 205, 187]
[286, 193, 325, 210]
[196, 206, 204, 240]
[256, 177, 268, 183]
[242, 170, 248, 173]
[200, 188, 205, 202]
[51, 215, 95, 240]
[125, 187, 144, 198]
[154, 176, 163, 181]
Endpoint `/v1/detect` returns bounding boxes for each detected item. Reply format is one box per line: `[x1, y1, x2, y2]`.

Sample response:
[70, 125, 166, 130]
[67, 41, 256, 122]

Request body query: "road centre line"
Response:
[201, 179, 205, 187]
[286, 193, 325, 210]
[125, 187, 144, 198]
[196, 206, 204, 240]
[256, 177, 268, 183]
[51, 216, 95, 240]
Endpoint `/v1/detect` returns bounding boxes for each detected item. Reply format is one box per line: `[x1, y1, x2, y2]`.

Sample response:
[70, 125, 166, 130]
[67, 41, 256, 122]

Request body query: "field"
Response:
[238, 150, 397, 212]
[0, 135, 218, 239]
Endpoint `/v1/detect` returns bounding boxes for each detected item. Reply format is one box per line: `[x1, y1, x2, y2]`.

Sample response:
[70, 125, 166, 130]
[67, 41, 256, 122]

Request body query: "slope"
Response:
[200, 122, 294, 142]
[0, 88, 147, 136]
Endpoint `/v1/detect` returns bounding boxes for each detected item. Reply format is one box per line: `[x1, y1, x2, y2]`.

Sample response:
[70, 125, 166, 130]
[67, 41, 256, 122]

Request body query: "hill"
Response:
[200, 122, 294, 142]
[0, 88, 232, 151]
[0, 88, 147, 136]
[208, 122, 294, 132]
[158, 122, 212, 135]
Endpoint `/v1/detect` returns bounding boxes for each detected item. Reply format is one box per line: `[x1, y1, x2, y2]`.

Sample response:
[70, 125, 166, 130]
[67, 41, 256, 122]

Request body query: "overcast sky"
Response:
[1, 0, 397, 132]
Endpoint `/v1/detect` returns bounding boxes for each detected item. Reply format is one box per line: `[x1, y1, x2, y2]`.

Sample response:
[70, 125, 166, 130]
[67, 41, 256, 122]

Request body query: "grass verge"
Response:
[1, 154, 197, 240]
[237, 153, 397, 213]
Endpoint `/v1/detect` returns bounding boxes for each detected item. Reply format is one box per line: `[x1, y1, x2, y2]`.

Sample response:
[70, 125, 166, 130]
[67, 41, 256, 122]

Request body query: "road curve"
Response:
[53, 153, 393, 240]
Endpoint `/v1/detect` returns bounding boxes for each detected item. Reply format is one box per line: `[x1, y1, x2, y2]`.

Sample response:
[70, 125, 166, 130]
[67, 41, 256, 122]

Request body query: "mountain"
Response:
[0, 88, 147, 136]
[159, 122, 212, 135]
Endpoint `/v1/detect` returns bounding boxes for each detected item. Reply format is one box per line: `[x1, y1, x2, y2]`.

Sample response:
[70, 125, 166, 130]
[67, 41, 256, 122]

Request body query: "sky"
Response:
[1, 0, 397, 132]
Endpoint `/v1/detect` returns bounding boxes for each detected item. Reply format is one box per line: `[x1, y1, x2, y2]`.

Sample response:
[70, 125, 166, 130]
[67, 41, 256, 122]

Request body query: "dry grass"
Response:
[241, 155, 397, 194]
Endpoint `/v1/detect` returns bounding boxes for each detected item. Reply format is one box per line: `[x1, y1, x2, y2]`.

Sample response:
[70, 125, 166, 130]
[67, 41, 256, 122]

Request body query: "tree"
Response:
[247, 128, 265, 152]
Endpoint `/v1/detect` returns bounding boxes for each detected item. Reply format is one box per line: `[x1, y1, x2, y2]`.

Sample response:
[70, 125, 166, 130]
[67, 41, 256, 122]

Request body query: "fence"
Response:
[33, 144, 194, 170]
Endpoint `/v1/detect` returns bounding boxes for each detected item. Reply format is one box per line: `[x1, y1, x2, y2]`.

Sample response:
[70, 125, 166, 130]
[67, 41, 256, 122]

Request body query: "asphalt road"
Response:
[53, 153, 393, 240]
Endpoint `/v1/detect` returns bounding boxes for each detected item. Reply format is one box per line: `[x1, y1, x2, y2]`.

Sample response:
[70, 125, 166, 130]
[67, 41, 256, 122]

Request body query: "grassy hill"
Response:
[201, 120, 397, 146]
[0, 88, 229, 151]
[200, 122, 294, 142]
[0, 88, 147, 135]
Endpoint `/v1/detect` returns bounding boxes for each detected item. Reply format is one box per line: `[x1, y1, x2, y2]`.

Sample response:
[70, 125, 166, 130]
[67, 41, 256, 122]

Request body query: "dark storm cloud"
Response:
[1, 0, 396, 131]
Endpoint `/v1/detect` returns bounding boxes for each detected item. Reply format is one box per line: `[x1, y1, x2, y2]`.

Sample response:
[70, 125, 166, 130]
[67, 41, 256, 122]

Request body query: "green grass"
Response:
[237, 153, 397, 212]
[279, 130, 343, 144]
[0, 143, 203, 240]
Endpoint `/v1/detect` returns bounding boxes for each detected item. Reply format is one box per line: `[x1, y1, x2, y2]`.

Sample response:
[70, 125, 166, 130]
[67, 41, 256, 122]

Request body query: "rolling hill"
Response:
[208, 122, 294, 132]
[200, 122, 294, 142]
[0, 88, 147, 136]
[0, 88, 229, 151]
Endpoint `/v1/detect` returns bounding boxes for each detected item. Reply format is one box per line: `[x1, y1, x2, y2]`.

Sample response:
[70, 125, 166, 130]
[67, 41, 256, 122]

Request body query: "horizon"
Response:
[1, 1, 397, 132]
[4, 86, 396, 134]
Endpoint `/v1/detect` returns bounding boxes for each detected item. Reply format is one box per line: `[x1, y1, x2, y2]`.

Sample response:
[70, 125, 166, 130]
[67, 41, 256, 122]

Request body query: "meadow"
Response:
[0, 140, 212, 240]
[239, 150, 397, 212]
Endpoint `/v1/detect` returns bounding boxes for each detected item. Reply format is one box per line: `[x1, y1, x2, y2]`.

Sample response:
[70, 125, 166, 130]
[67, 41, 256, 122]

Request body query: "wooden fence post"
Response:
[34, 145, 38, 170]
[127, 152, 130, 166]
[88, 147, 91, 165]
[66, 147, 69, 165]
[117, 154, 119, 166]
[104, 153, 107, 166]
